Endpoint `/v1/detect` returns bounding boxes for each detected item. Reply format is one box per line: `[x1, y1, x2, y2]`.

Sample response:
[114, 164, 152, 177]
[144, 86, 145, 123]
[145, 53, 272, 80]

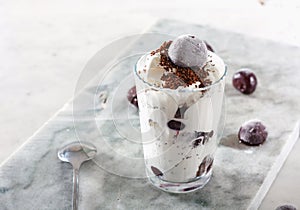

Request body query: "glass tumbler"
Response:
[134, 52, 227, 193]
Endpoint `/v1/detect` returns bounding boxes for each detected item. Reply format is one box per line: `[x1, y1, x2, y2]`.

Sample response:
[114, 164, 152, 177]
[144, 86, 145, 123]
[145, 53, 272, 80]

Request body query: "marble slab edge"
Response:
[250, 121, 300, 210]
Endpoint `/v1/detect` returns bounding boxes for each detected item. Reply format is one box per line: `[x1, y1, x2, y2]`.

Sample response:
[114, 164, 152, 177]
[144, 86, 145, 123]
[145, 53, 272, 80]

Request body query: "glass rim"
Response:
[134, 52, 227, 92]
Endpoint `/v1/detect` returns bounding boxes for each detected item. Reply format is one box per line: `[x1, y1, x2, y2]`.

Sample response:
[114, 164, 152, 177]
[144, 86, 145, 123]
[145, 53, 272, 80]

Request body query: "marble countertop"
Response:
[1, 0, 300, 209]
[0, 19, 300, 209]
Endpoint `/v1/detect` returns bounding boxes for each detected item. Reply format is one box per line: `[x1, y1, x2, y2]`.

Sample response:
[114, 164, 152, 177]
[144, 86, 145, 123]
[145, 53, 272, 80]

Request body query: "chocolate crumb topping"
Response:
[152, 41, 212, 89]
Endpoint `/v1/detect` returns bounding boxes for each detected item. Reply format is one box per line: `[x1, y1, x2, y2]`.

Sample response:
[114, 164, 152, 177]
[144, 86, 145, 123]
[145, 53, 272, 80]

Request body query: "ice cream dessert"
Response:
[134, 35, 226, 192]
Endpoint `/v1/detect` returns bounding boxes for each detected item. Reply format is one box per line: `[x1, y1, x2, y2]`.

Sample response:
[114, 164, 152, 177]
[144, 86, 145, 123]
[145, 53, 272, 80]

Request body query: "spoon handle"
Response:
[72, 168, 79, 210]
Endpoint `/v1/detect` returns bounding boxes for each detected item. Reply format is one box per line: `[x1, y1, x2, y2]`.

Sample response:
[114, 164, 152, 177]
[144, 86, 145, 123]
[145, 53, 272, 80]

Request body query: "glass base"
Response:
[148, 171, 212, 194]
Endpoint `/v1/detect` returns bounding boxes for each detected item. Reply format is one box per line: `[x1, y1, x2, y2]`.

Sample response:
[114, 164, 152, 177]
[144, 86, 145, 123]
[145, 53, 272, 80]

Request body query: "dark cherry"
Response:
[182, 186, 199, 192]
[275, 205, 297, 210]
[204, 41, 214, 52]
[193, 130, 214, 148]
[151, 166, 163, 176]
[196, 155, 214, 177]
[167, 120, 185, 131]
[238, 120, 268, 146]
[232, 69, 257, 94]
[174, 104, 189, 119]
[127, 86, 138, 108]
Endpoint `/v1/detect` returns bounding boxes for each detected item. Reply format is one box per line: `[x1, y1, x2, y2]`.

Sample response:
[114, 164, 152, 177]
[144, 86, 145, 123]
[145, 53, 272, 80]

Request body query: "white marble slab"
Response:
[0, 19, 300, 210]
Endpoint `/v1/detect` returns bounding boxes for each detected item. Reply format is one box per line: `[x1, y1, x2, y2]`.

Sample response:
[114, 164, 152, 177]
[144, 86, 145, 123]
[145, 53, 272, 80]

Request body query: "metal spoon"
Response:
[58, 141, 97, 210]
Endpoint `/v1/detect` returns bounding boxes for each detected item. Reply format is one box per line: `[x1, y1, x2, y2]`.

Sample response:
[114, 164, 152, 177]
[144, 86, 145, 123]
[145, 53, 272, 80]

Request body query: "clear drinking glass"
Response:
[134, 52, 227, 193]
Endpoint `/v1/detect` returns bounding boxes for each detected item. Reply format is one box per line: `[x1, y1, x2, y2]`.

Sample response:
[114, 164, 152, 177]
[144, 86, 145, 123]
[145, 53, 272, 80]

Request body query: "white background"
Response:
[1, 0, 300, 209]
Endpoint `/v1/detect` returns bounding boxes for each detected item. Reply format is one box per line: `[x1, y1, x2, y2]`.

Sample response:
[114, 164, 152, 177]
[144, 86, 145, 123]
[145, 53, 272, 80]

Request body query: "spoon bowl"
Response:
[58, 142, 97, 167]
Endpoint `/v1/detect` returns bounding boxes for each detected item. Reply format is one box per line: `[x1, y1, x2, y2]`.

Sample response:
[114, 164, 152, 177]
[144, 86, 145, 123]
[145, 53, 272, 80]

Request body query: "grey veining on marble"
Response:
[1, 19, 300, 210]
